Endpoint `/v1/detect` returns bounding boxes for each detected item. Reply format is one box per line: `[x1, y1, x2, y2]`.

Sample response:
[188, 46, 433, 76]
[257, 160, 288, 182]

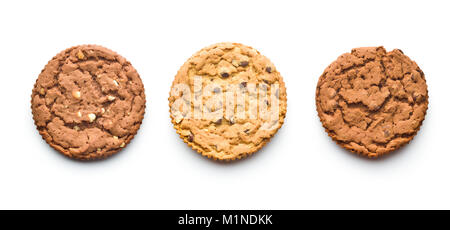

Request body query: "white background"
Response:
[0, 0, 448, 210]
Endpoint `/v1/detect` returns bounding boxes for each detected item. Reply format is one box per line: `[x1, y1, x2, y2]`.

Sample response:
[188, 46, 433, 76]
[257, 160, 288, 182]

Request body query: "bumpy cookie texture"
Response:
[316, 47, 428, 157]
[169, 43, 287, 161]
[32, 45, 145, 160]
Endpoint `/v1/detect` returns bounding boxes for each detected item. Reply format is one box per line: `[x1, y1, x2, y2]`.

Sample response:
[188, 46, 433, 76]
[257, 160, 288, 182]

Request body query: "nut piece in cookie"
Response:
[169, 42, 287, 161]
[31, 45, 146, 160]
[315, 46, 428, 158]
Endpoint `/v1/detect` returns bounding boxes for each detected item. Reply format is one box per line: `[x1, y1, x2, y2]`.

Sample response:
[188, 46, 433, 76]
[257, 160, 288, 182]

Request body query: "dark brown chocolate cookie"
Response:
[31, 45, 146, 160]
[316, 46, 428, 158]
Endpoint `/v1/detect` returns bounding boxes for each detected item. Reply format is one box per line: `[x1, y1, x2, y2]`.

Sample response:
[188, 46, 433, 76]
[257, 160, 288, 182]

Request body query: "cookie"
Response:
[316, 46, 428, 158]
[31, 45, 146, 160]
[169, 42, 287, 161]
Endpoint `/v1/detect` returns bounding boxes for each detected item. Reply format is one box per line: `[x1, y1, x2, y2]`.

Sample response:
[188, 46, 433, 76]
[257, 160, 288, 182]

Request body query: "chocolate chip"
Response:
[220, 72, 229, 78]
[214, 119, 222, 125]
[229, 118, 235, 125]
[240, 82, 247, 88]
[188, 134, 194, 142]
[244, 129, 250, 134]
[260, 84, 268, 91]
[265, 67, 272, 73]
[240, 61, 249, 67]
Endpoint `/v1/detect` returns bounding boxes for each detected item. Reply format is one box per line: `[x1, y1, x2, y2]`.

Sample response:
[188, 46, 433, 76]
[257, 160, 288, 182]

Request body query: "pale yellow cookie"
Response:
[169, 42, 287, 161]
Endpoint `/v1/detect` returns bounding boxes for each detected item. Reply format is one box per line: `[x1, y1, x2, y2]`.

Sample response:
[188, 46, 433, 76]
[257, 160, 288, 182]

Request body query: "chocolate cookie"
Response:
[31, 45, 146, 160]
[169, 42, 287, 160]
[316, 47, 428, 157]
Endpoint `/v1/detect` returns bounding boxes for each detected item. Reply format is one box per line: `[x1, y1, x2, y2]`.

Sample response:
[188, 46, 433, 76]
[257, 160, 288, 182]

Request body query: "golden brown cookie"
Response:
[31, 45, 146, 160]
[169, 42, 287, 161]
[316, 46, 428, 158]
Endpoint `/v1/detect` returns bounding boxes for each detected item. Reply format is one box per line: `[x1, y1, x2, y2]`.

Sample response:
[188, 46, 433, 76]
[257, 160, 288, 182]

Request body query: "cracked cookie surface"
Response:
[316, 46, 428, 157]
[31, 45, 146, 160]
[169, 42, 287, 160]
